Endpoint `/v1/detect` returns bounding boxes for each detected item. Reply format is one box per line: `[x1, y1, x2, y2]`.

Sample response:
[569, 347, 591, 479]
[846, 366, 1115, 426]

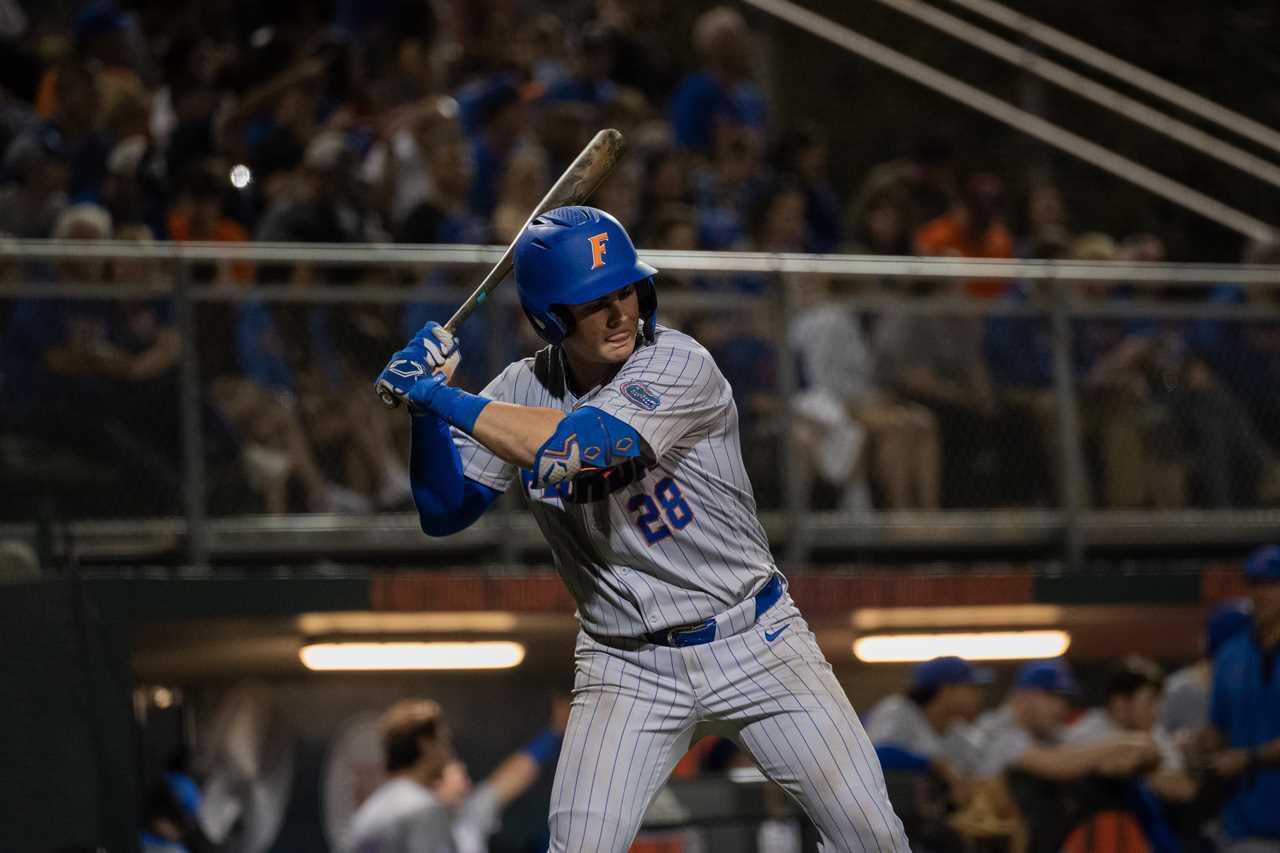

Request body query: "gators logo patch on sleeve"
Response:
[622, 381, 661, 411]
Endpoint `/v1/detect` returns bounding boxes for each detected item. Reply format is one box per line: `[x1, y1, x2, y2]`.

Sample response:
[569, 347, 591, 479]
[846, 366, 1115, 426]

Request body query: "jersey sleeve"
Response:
[589, 343, 730, 461]
[452, 365, 523, 492]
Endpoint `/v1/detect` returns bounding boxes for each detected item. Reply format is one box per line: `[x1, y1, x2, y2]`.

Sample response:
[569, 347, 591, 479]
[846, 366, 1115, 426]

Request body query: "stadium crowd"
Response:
[3, 0, 1280, 518]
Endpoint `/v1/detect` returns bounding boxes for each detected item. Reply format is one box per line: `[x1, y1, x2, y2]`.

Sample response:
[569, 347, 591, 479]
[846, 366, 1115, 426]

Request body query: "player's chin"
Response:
[600, 331, 637, 361]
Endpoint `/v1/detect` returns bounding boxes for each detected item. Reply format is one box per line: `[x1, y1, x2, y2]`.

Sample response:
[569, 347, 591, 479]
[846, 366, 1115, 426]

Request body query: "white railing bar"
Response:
[739, 0, 1276, 243]
[7, 241, 1280, 282]
[875, 0, 1280, 189]
[940, 0, 1280, 157]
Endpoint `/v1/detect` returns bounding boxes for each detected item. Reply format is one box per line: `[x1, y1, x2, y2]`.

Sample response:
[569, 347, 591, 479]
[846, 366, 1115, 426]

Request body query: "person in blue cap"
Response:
[1161, 599, 1253, 737]
[973, 658, 1158, 781]
[866, 656, 991, 787]
[1199, 545, 1280, 853]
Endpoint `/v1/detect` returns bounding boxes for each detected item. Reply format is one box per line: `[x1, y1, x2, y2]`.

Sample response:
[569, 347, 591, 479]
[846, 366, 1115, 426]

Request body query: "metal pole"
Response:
[1048, 276, 1086, 572]
[174, 257, 209, 569]
[778, 267, 807, 567]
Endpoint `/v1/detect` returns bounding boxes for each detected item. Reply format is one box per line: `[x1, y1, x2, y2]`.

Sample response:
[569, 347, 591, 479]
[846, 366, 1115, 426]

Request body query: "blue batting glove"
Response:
[416, 321, 460, 381]
[375, 345, 430, 412]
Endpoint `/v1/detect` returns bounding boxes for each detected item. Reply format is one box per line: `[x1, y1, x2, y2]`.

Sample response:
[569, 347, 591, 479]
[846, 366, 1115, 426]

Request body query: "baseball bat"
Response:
[378, 128, 626, 408]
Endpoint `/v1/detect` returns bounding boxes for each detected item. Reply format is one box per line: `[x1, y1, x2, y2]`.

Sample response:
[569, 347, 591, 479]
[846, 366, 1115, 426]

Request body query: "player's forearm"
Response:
[484, 753, 540, 807]
[1256, 735, 1280, 767]
[484, 727, 563, 806]
[470, 402, 565, 468]
[409, 415, 499, 536]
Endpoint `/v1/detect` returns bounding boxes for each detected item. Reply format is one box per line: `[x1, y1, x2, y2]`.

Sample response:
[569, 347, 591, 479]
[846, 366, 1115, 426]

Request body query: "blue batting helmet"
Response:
[513, 206, 658, 345]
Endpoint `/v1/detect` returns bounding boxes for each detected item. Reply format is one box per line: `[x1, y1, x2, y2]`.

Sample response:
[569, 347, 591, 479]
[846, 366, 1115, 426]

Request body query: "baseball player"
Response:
[375, 206, 907, 853]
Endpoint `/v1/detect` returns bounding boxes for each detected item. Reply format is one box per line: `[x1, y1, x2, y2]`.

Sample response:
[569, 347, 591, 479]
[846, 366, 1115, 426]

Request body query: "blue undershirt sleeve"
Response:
[410, 414, 501, 536]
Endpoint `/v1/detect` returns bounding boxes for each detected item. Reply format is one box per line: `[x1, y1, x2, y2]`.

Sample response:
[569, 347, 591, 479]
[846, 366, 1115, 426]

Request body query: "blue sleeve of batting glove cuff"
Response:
[410, 415, 501, 536]
[408, 375, 492, 433]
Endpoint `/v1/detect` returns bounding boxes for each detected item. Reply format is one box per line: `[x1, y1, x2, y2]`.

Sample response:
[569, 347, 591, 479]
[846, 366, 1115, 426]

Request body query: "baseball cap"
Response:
[1015, 658, 1077, 696]
[911, 656, 993, 691]
[1244, 544, 1280, 583]
[1207, 599, 1253, 657]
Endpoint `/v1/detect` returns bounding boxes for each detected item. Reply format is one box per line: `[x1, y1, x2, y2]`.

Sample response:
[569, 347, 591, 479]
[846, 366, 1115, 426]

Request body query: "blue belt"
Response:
[643, 574, 783, 648]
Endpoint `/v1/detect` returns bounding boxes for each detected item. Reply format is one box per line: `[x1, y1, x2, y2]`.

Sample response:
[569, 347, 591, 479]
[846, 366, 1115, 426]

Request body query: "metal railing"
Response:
[3, 240, 1280, 570]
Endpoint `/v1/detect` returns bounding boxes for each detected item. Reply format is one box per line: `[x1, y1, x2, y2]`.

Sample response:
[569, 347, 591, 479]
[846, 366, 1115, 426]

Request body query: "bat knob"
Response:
[377, 387, 401, 409]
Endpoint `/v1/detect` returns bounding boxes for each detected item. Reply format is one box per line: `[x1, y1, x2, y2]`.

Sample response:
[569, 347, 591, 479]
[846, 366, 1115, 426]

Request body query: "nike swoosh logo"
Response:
[764, 624, 790, 642]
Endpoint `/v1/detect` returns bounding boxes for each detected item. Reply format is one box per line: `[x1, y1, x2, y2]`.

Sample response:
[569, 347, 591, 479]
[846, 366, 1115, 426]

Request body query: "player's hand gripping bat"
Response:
[377, 128, 625, 408]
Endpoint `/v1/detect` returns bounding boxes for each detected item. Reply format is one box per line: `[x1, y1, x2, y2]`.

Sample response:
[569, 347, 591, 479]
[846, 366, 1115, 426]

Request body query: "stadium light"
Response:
[852, 630, 1071, 663]
[299, 641, 525, 671]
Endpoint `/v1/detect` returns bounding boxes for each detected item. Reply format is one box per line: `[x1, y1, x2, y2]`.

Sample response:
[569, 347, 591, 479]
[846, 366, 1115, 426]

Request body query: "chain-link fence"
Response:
[2, 242, 1278, 567]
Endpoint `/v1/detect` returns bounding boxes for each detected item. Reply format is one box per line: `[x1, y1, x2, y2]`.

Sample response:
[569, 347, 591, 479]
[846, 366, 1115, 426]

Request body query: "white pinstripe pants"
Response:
[548, 594, 908, 853]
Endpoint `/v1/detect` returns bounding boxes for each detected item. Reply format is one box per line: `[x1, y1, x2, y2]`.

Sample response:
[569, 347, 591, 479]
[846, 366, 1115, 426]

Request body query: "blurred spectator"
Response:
[1088, 235, 1280, 508]
[790, 275, 940, 510]
[1016, 184, 1070, 258]
[1064, 656, 1196, 803]
[543, 23, 620, 108]
[396, 115, 487, 246]
[669, 6, 765, 156]
[342, 697, 566, 853]
[457, 75, 531, 219]
[874, 277, 1046, 507]
[845, 185, 917, 258]
[492, 145, 551, 243]
[3, 206, 186, 512]
[247, 133, 410, 510]
[866, 656, 990, 788]
[691, 125, 764, 252]
[856, 136, 957, 233]
[256, 131, 375, 245]
[914, 173, 1014, 299]
[1161, 600, 1253, 737]
[971, 659, 1157, 781]
[167, 163, 253, 286]
[1069, 233, 1188, 509]
[0, 125, 69, 238]
[101, 78, 168, 235]
[772, 121, 841, 253]
[41, 62, 110, 203]
[1189, 241, 1280, 470]
[1196, 545, 1280, 852]
[594, 159, 642, 238]
[361, 96, 460, 231]
[635, 145, 693, 246]
[141, 782, 191, 853]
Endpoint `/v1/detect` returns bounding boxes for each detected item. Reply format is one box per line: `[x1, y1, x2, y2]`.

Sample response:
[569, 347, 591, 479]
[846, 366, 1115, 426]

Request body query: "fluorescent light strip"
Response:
[299, 641, 525, 671]
[853, 630, 1070, 663]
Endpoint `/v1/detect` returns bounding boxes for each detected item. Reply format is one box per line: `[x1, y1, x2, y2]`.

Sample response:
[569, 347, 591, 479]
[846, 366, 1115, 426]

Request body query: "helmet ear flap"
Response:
[549, 305, 576, 341]
[522, 305, 576, 345]
[637, 277, 658, 341]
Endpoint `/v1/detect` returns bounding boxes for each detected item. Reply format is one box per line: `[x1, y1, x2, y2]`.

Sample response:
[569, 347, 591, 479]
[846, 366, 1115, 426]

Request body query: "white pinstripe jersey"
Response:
[454, 325, 776, 639]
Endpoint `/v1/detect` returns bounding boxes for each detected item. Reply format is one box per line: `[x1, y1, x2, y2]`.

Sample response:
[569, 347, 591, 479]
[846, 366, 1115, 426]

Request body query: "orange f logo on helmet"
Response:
[588, 232, 609, 269]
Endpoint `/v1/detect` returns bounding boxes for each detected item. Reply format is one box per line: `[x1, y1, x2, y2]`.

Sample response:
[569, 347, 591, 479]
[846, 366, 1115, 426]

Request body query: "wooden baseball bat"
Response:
[378, 128, 625, 408]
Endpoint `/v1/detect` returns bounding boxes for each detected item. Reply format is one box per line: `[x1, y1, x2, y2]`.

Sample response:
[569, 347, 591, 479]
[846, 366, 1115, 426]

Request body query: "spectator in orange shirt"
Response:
[167, 164, 253, 285]
[914, 173, 1013, 298]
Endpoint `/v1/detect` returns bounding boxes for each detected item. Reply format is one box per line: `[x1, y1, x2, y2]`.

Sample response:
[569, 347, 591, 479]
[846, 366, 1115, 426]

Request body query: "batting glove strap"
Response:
[407, 373, 491, 433]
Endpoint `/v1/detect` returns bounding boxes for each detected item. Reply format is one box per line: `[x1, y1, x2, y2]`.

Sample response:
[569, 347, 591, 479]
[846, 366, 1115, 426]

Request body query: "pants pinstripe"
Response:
[548, 595, 908, 853]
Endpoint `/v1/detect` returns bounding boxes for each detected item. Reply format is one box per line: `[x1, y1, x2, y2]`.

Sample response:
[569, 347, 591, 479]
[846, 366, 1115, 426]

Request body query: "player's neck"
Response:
[561, 350, 622, 397]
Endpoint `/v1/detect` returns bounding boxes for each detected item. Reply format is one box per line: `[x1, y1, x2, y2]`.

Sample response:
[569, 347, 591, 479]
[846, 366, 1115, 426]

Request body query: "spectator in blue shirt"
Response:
[455, 75, 529, 219]
[1203, 545, 1280, 852]
[669, 6, 766, 156]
